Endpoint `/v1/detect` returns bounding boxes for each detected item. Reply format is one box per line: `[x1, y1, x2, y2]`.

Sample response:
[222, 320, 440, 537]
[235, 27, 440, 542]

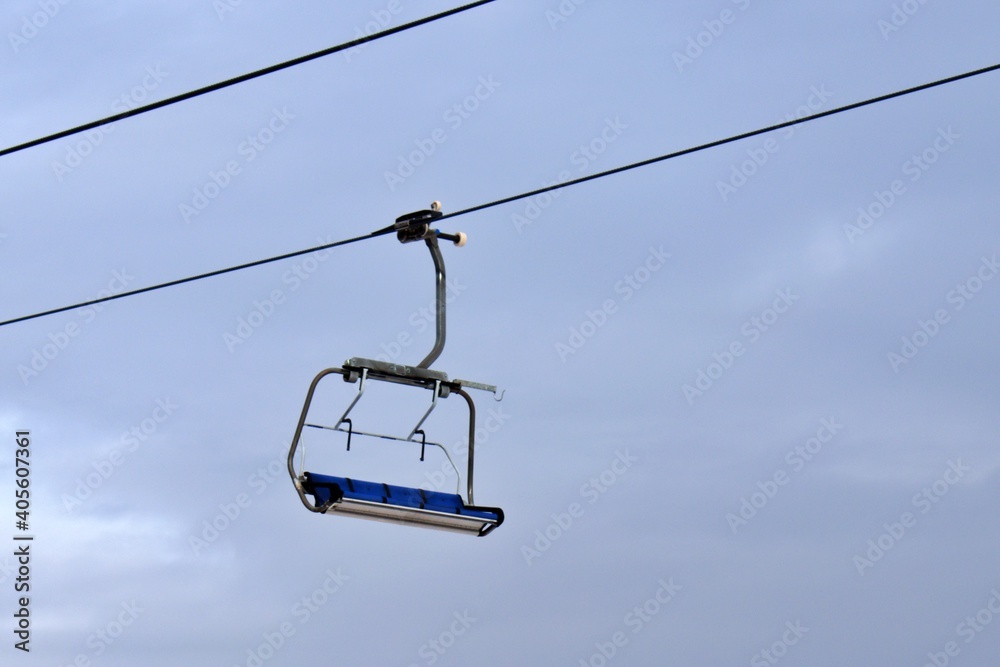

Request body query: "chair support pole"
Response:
[417, 236, 446, 369]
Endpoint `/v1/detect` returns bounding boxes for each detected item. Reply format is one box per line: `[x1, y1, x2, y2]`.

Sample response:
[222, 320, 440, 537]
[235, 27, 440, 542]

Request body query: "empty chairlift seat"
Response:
[286, 205, 505, 537]
[302, 472, 504, 536]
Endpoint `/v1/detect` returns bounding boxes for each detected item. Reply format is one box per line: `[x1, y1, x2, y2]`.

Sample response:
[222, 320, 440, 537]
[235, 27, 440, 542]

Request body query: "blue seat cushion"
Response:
[303, 472, 499, 521]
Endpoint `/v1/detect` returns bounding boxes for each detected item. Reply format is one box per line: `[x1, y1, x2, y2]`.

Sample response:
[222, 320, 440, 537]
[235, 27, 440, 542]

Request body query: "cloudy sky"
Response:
[2, 1, 999, 664]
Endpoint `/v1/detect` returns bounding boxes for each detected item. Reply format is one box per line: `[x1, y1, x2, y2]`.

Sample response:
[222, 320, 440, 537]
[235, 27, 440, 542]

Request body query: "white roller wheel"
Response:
[431, 200, 442, 212]
[454, 232, 467, 247]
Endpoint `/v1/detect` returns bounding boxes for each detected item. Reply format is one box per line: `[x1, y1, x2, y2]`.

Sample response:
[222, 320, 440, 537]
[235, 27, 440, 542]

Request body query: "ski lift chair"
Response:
[287, 204, 504, 536]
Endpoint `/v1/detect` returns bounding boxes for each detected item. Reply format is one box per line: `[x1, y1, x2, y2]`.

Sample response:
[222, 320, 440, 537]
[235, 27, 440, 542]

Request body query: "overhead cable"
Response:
[438, 62, 1000, 221]
[0, 226, 396, 328]
[0, 0, 497, 159]
[2, 62, 997, 329]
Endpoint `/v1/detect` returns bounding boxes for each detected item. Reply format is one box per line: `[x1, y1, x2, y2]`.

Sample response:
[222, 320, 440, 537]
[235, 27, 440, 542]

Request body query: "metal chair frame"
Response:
[287, 206, 504, 536]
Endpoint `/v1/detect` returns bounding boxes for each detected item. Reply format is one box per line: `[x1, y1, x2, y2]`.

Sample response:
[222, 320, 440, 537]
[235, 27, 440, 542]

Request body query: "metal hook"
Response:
[415, 429, 427, 462]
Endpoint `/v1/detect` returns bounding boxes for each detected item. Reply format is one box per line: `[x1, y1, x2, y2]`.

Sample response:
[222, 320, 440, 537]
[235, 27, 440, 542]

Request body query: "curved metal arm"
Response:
[287, 367, 343, 513]
[417, 236, 446, 369]
[395, 206, 462, 371]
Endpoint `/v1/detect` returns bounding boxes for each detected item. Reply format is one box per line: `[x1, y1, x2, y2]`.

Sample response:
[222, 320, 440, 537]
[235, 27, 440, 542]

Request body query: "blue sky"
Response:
[2, 1, 999, 665]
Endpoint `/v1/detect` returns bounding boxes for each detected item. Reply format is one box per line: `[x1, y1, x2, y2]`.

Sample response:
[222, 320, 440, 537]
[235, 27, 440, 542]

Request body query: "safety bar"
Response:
[303, 421, 461, 494]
